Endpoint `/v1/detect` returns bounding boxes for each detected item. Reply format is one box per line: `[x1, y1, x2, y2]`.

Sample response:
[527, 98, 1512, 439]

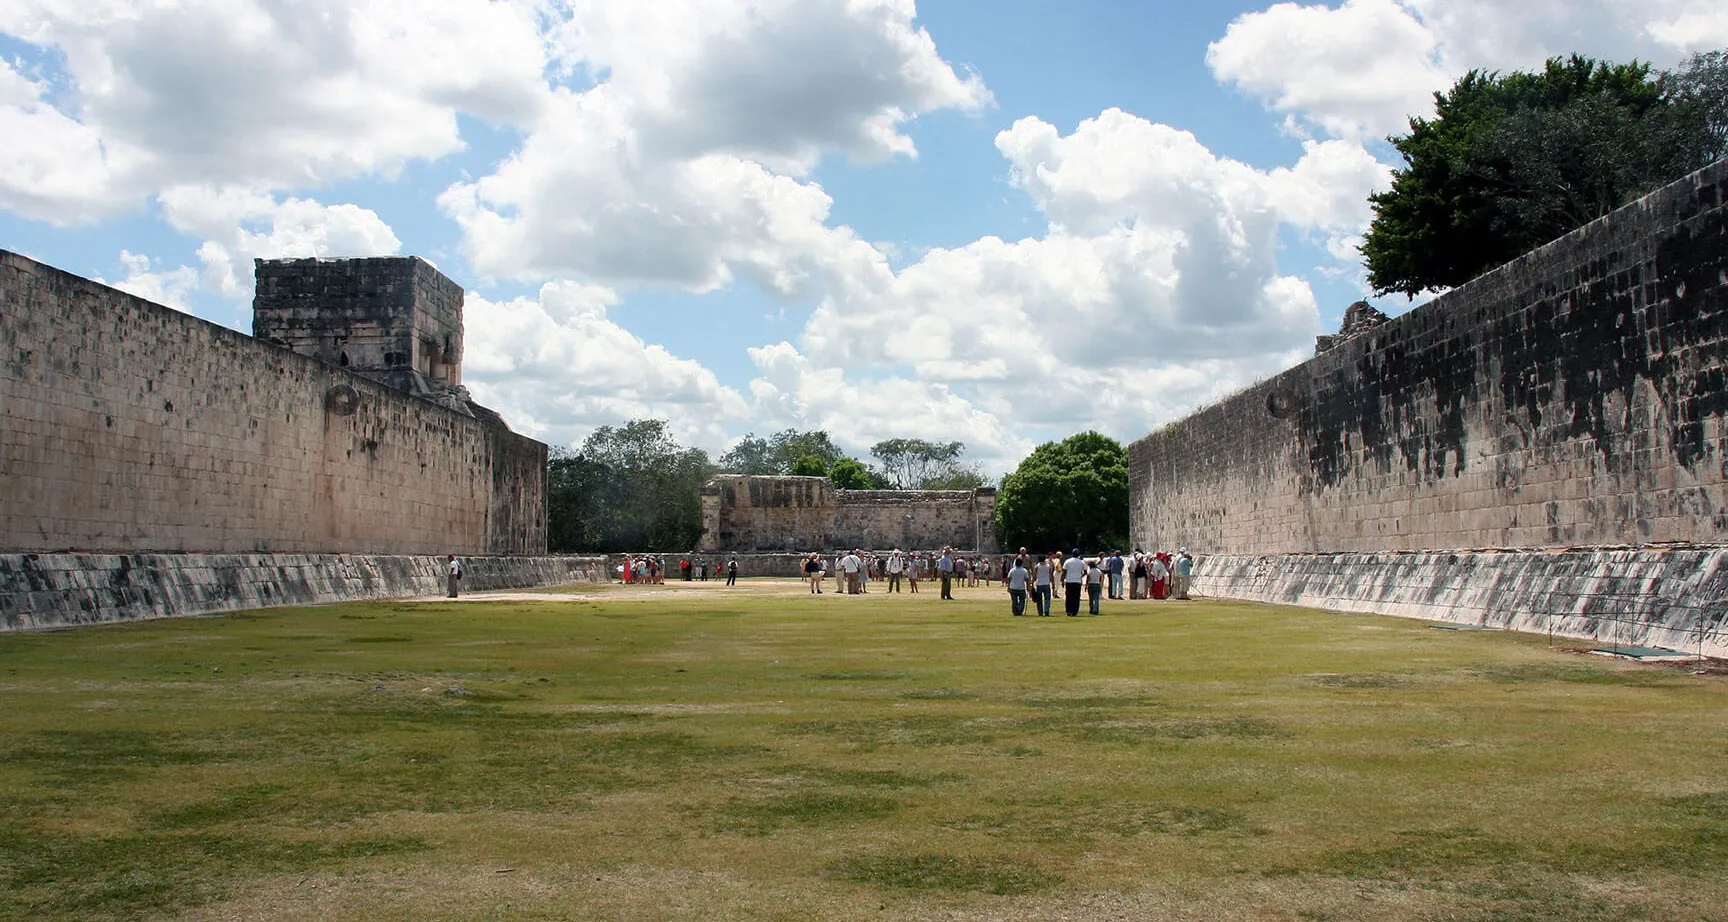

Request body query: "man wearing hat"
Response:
[886, 549, 905, 592]
[1174, 547, 1194, 600]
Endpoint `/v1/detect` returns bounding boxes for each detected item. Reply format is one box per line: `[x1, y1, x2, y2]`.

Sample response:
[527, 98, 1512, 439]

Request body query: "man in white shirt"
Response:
[886, 550, 905, 592]
[1032, 555, 1054, 616]
[1006, 559, 1030, 616]
[1061, 549, 1087, 616]
[446, 554, 463, 598]
[841, 549, 863, 594]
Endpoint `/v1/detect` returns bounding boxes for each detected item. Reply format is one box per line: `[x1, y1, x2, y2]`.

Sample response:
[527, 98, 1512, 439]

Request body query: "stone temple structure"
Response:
[1, 252, 601, 630]
[1128, 159, 1728, 657]
[699, 475, 998, 555]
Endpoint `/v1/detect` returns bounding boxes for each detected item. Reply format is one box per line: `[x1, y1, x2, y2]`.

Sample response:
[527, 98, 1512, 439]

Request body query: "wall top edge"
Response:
[1128, 156, 1728, 452]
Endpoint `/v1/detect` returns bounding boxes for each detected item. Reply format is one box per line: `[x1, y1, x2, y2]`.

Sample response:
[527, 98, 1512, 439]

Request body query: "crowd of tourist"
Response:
[793, 546, 1195, 616]
[616, 555, 739, 585]
[616, 546, 1194, 617]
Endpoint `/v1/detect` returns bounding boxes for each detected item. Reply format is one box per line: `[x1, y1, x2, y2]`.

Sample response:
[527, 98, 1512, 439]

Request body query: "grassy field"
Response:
[1, 580, 1724, 922]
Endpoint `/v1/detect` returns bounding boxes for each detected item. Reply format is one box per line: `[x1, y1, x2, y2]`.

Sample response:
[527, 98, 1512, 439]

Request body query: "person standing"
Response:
[1086, 557, 1104, 614]
[1131, 552, 1147, 600]
[1174, 547, 1194, 600]
[446, 554, 463, 598]
[1106, 550, 1125, 600]
[907, 553, 921, 593]
[726, 557, 738, 586]
[1032, 554, 1054, 616]
[937, 547, 955, 600]
[1006, 558, 1030, 616]
[840, 549, 862, 594]
[620, 555, 632, 585]
[1061, 549, 1086, 616]
[886, 550, 904, 592]
[805, 553, 824, 594]
[1148, 553, 1169, 600]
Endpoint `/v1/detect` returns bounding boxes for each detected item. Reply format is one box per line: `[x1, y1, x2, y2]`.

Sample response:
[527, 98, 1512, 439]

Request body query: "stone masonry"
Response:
[1, 251, 547, 561]
[698, 475, 998, 553]
[1127, 159, 1728, 654]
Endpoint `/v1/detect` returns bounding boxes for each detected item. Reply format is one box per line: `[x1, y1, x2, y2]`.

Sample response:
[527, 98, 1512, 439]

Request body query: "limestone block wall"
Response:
[254, 257, 465, 392]
[698, 476, 997, 553]
[0, 251, 546, 557]
[1129, 160, 1728, 556]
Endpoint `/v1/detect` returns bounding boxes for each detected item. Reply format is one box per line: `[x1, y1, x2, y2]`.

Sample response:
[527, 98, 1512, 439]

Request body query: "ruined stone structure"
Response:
[1313, 300, 1389, 355]
[698, 475, 997, 553]
[1129, 160, 1728, 656]
[1, 251, 561, 629]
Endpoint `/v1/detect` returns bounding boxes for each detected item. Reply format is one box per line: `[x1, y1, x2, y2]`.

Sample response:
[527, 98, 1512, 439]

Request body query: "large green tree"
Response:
[869, 438, 981, 490]
[993, 431, 1128, 553]
[717, 428, 847, 475]
[1363, 53, 1727, 297]
[546, 419, 712, 552]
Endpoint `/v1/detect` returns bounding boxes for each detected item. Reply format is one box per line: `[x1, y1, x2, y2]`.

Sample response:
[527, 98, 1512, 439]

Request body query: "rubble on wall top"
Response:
[1314, 300, 1390, 355]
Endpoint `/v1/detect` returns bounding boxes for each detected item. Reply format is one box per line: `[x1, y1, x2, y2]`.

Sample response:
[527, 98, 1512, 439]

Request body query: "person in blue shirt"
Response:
[1105, 550, 1125, 599]
[1174, 547, 1194, 600]
[937, 547, 955, 600]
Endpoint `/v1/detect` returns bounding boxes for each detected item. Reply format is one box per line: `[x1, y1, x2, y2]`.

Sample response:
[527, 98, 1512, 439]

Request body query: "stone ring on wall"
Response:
[325, 384, 360, 416]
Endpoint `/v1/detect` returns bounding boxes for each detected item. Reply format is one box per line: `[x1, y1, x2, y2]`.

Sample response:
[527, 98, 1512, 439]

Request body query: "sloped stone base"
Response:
[0, 553, 608, 631]
[1195, 548, 1728, 658]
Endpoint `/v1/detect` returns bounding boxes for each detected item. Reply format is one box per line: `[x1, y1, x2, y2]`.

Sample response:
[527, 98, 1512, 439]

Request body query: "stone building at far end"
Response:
[699, 475, 998, 553]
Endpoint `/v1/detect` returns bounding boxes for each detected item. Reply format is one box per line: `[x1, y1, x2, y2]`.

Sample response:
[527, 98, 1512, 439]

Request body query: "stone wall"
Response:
[1127, 160, 1728, 653]
[698, 476, 997, 553]
[1130, 161, 1727, 555]
[0, 250, 547, 558]
[0, 553, 607, 631]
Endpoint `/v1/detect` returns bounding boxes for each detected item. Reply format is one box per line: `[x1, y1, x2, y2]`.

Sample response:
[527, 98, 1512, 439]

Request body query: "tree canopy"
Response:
[546, 419, 712, 553]
[1362, 53, 1728, 297]
[716, 428, 847, 475]
[869, 438, 983, 490]
[993, 431, 1128, 553]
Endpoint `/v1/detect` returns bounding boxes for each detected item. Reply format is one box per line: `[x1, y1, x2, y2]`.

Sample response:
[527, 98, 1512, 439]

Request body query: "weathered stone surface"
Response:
[254, 256, 466, 401]
[1130, 159, 1728, 652]
[698, 476, 998, 553]
[1193, 549, 1728, 658]
[0, 553, 607, 631]
[1131, 160, 1728, 555]
[0, 250, 547, 561]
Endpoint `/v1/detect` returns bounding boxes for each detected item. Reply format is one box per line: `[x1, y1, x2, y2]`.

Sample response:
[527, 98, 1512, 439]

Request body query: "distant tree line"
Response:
[547, 422, 990, 553]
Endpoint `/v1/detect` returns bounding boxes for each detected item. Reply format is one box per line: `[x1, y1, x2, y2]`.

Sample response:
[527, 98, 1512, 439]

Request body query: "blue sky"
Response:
[3, 0, 1722, 474]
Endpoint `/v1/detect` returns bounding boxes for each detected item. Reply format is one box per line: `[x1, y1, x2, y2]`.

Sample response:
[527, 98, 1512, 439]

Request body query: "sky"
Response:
[4, 0, 1725, 477]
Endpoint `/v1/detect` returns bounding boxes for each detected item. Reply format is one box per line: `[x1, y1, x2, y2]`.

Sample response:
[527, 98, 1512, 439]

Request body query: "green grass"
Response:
[0, 580, 1724, 921]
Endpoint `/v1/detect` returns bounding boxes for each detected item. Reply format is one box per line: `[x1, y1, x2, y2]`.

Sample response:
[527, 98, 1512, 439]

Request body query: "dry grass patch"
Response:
[1, 585, 1725, 921]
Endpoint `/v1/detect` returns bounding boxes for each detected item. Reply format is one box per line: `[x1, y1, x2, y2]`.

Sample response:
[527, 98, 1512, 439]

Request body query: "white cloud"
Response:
[443, 0, 988, 285]
[745, 342, 1032, 473]
[156, 186, 403, 298]
[461, 281, 750, 451]
[0, 59, 132, 221]
[1208, 0, 1445, 140]
[101, 250, 201, 313]
[758, 109, 1329, 463]
[0, 0, 553, 220]
[1210, 0, 1728, 140]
